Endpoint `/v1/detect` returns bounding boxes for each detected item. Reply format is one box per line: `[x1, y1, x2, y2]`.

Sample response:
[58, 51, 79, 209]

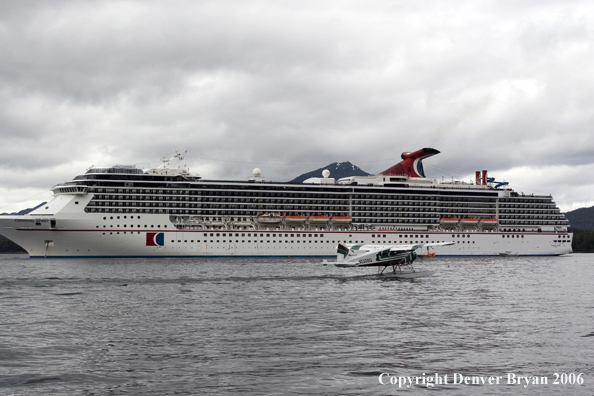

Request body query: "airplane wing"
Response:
[389, 241, 455, 251]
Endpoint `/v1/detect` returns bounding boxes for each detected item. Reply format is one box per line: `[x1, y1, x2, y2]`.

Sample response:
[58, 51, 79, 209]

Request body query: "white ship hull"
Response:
[0, 213, 572, 258]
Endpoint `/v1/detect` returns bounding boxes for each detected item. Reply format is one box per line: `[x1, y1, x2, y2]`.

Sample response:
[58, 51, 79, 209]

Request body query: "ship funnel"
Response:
[379, 148, 440, 178]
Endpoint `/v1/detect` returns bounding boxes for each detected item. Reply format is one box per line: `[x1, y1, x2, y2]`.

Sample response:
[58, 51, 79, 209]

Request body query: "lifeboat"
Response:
[309, 215, 330, 224]
[257, 213, 282, 224]
[459, 218, 479, 226]
[285, 215, 307, 224]
[439, 217, 459, 226]
[331, 215, 352, 224]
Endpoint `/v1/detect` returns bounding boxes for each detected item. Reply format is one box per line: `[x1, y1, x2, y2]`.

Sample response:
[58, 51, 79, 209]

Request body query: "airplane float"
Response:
[327, 241, 455, 279]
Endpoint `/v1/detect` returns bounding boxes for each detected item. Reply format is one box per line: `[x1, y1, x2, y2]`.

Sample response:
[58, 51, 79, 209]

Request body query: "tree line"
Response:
[571, 229, 594, 253]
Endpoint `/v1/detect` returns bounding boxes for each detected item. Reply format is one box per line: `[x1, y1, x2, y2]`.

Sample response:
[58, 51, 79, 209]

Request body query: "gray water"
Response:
[0, 254, 592, 395]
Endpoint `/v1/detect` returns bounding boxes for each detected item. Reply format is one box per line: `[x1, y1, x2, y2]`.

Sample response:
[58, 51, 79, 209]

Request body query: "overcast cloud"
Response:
[1, 0, 593, 212]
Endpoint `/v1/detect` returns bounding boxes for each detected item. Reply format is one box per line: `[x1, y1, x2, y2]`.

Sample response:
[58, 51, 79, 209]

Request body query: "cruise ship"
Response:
[0, 148, 572, 257]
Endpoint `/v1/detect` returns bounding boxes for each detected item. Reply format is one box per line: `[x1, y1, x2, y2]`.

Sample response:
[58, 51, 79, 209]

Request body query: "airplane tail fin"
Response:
[337, 243, 349, 262]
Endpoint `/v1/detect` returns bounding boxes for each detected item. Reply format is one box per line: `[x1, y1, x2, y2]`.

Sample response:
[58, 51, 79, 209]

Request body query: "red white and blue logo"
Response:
[146, 232, 165, 246]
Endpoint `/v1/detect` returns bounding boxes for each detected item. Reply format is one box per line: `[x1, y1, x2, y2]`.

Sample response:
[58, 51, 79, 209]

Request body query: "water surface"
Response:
[1, 254, 592, 395]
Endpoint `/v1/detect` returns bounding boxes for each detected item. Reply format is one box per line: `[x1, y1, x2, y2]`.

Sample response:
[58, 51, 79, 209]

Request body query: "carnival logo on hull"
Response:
[146, 232, 165, 246]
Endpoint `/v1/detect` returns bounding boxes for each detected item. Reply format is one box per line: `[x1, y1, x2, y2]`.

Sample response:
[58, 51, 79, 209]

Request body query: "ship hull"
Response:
[0, 215, 572, 258]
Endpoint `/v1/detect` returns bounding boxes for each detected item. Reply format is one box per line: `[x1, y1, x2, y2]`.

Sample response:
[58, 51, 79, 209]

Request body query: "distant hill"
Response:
[564, 206, 594, 230]
[1, 201, 46, 216]
[289, 162, 371, 183]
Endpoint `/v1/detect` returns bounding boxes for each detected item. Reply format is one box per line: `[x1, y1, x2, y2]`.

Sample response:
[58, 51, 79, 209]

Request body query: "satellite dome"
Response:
[253, 168, 262, 177]
[322, 169, 330, 178]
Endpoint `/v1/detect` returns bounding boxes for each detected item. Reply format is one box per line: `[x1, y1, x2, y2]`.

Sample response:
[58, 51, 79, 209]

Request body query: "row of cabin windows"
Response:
[500, 209, 562, 214]
[499, 215, 568, 220]
[89, 196, 498, 207]
[88, 188, 501, 203]
[500, 220, 568, 226]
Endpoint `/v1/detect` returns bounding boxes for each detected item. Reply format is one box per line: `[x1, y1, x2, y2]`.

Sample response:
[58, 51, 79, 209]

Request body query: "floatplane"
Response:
[326, 242, 455, 279]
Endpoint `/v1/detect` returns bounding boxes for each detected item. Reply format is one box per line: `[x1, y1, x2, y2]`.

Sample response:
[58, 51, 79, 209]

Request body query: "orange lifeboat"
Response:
[309, 215, 330, 224]
[285, 214, 307, 224]
[439, 217, 459, 225]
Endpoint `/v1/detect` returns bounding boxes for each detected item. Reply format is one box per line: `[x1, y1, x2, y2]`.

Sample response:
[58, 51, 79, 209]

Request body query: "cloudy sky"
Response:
[1, 0, 593, 213]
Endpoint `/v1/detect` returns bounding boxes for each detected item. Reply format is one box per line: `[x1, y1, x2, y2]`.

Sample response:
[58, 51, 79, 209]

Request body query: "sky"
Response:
[1, 0, 593, 213]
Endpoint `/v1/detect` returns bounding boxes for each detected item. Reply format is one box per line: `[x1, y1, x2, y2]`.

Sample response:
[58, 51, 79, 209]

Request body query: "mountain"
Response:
[289, 162, 371, 183]
[564, 206, 594, 230]
[1, 202, 47, 216]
